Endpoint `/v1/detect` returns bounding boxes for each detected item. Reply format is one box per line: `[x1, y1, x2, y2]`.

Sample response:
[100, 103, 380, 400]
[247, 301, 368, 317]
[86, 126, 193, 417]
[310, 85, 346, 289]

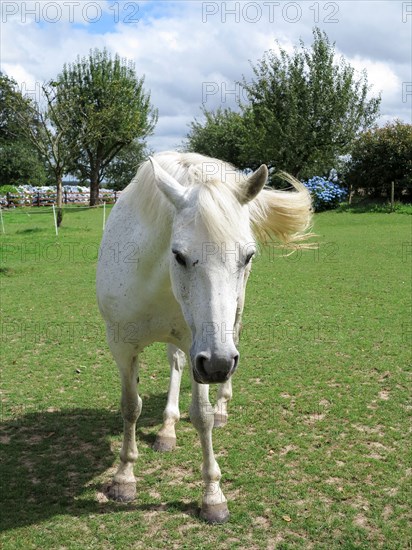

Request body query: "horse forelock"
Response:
[128, 152, 254, 243]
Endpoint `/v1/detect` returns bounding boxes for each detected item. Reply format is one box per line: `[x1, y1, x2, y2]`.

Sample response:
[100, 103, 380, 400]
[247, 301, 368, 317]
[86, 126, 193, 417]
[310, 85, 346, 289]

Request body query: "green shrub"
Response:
[0, 185, 18, 195]
[346, 120, 412, 201]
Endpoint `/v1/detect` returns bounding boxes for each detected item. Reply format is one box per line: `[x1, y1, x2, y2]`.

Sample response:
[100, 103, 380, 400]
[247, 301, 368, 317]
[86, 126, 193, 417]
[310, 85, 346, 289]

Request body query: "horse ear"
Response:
[240, 164, 268, 204]
[149, 156, 188, 210]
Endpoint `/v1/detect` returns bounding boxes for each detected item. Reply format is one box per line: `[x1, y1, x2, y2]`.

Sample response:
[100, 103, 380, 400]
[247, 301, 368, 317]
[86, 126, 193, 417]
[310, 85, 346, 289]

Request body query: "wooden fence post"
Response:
[348, 184, 353, 205]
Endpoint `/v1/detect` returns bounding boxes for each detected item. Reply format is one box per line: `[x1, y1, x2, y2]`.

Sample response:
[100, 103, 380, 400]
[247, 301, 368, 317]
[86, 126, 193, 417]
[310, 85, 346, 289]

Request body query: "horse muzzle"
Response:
[192, 350, 239, 384]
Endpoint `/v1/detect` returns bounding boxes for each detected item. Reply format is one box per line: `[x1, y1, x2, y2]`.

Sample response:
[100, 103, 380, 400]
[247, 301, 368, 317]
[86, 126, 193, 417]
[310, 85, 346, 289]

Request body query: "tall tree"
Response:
[53, 49, 158, 205]
[185, 29, 381, 182]
[243, 28, 381, 178]
[0, 72, 46, 187]
[10, 81, 75, 225]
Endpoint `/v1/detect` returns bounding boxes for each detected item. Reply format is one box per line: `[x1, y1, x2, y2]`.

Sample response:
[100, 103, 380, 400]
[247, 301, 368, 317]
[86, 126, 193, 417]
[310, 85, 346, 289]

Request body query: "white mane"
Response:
[124, 151, 312, 245]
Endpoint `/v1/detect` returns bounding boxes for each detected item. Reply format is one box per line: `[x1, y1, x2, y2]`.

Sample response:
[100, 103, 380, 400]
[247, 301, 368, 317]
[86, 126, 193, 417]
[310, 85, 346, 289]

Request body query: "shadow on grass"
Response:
[15, 227, 45, 234]
[0, 395, 199, 532]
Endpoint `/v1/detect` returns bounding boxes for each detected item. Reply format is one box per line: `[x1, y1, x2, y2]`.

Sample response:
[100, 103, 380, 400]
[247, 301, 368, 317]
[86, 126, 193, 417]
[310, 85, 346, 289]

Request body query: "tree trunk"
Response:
[56, 173, 63, 227]
[90, 170, 100, 206]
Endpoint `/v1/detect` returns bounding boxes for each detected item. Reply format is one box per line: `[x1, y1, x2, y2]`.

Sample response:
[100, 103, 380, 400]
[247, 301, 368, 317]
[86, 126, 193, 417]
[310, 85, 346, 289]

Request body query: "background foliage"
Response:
[0, 73, 46, 186]
[345, 120, 412, 201]
[186, 29, 381, 186]
[104, 139, 150, 191]
[2, 32, 410, 207]
[53, 49, 158, 204]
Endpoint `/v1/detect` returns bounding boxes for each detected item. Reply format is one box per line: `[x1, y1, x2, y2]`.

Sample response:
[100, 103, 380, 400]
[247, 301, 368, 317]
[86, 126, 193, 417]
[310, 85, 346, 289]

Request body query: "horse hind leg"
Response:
[153, 344, 186, 452]
[108, 350, 142, 502]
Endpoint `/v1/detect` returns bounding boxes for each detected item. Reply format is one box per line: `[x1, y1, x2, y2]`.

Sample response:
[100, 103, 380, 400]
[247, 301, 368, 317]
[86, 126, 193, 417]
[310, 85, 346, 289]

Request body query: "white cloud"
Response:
[349, 56, 401, 99]
[0, 1, 410, 152]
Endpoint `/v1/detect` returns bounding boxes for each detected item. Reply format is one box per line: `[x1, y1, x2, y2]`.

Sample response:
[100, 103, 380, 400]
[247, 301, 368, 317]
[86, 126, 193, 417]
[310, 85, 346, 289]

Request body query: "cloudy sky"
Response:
[1, 0, 411, 151]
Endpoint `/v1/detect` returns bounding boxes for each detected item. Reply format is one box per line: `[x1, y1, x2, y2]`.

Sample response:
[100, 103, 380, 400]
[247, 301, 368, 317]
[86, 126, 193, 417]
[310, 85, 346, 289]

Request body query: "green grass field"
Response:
[0, 206, 410, 549]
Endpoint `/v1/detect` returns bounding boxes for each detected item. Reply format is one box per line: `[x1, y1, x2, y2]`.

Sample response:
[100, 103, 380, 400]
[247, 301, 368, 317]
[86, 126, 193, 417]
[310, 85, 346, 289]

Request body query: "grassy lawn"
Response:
[0, 206, 410, 549]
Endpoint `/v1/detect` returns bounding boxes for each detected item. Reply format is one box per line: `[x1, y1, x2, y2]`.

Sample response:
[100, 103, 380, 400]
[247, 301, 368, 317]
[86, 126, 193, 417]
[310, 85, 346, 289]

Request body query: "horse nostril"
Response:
[195, 352, 210, 378]
[194, 351, 239, 383]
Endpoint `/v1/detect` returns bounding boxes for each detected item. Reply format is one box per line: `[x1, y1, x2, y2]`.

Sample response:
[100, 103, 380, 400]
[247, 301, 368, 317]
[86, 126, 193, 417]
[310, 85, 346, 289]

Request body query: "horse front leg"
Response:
[214, 275, 246, 428]
[214, 378, 232, 427]
[154, 344, 186, 452]
[190, 380, 229, 524]
[108, 352, 142, 502]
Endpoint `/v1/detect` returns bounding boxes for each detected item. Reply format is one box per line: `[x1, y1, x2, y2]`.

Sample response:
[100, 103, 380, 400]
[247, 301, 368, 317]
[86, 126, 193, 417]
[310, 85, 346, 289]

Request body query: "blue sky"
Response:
[1, 1, 411, 152]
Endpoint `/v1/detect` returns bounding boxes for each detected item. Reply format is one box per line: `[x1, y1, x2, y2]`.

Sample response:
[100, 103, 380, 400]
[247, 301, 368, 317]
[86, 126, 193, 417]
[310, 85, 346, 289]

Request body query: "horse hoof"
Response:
[213, 414, 228, 428]
[153, 436, 176, 452]
[106, 481, 136, 502]
[200, 502, 230, 524]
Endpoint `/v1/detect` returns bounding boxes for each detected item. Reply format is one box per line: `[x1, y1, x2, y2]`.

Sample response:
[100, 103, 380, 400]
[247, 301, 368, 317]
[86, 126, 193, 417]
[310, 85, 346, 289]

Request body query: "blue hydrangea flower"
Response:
[302, 177, 347, 212]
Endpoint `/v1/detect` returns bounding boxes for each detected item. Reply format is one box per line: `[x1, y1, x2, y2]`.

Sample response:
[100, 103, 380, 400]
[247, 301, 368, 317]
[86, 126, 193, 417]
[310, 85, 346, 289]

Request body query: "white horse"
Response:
[96, 151, 312, 523]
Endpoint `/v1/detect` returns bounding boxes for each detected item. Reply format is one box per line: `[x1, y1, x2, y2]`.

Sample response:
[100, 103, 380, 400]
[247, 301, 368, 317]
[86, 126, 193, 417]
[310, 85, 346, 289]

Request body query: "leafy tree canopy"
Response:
[0, 72, 46, 186]
[185, 29, 381, 183]
[186, 108, 246, 167]
[346, 120, 412, 201]
[104, 139, 150, 191]
[52, 49, 158, 204]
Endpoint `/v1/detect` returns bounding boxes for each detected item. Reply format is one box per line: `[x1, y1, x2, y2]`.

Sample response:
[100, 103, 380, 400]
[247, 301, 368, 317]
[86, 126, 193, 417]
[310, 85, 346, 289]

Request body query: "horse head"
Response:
[149, 157, 268, 384]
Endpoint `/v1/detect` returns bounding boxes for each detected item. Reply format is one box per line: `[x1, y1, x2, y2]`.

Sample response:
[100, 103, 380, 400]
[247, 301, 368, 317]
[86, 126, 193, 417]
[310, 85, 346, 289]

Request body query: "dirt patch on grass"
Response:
[280, 444, 298, 456]
[304, 413, 326, 424]
[378, 390, 390, 400]
[353, 423, 385, 436]
[177, 522, 200, 534]
[353, 513, 368, 528]
[348, 495, 370, 512]
[167, 465, 192, 479]
[253, 515, 271, 528]
[352, 511, 384, 544]
[267, 533, 285, 549]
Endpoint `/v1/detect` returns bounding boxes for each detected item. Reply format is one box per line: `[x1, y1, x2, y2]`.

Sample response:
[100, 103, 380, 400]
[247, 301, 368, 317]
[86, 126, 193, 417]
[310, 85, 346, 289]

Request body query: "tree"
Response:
[104, 139, 149, 190]
[0, 72, 46, 186]
[186, 108, 246, 167]
[346, 120, 412, 201]
[244, 29, 381, 179]
[53, 49, 158, 205]
[185, 29, 381, 182]
[10, 81, 75, 225]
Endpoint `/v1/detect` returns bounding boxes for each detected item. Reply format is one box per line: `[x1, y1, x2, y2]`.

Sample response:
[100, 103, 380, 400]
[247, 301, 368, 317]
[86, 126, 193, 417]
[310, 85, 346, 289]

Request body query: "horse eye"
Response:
[172, 250, 187, 267]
